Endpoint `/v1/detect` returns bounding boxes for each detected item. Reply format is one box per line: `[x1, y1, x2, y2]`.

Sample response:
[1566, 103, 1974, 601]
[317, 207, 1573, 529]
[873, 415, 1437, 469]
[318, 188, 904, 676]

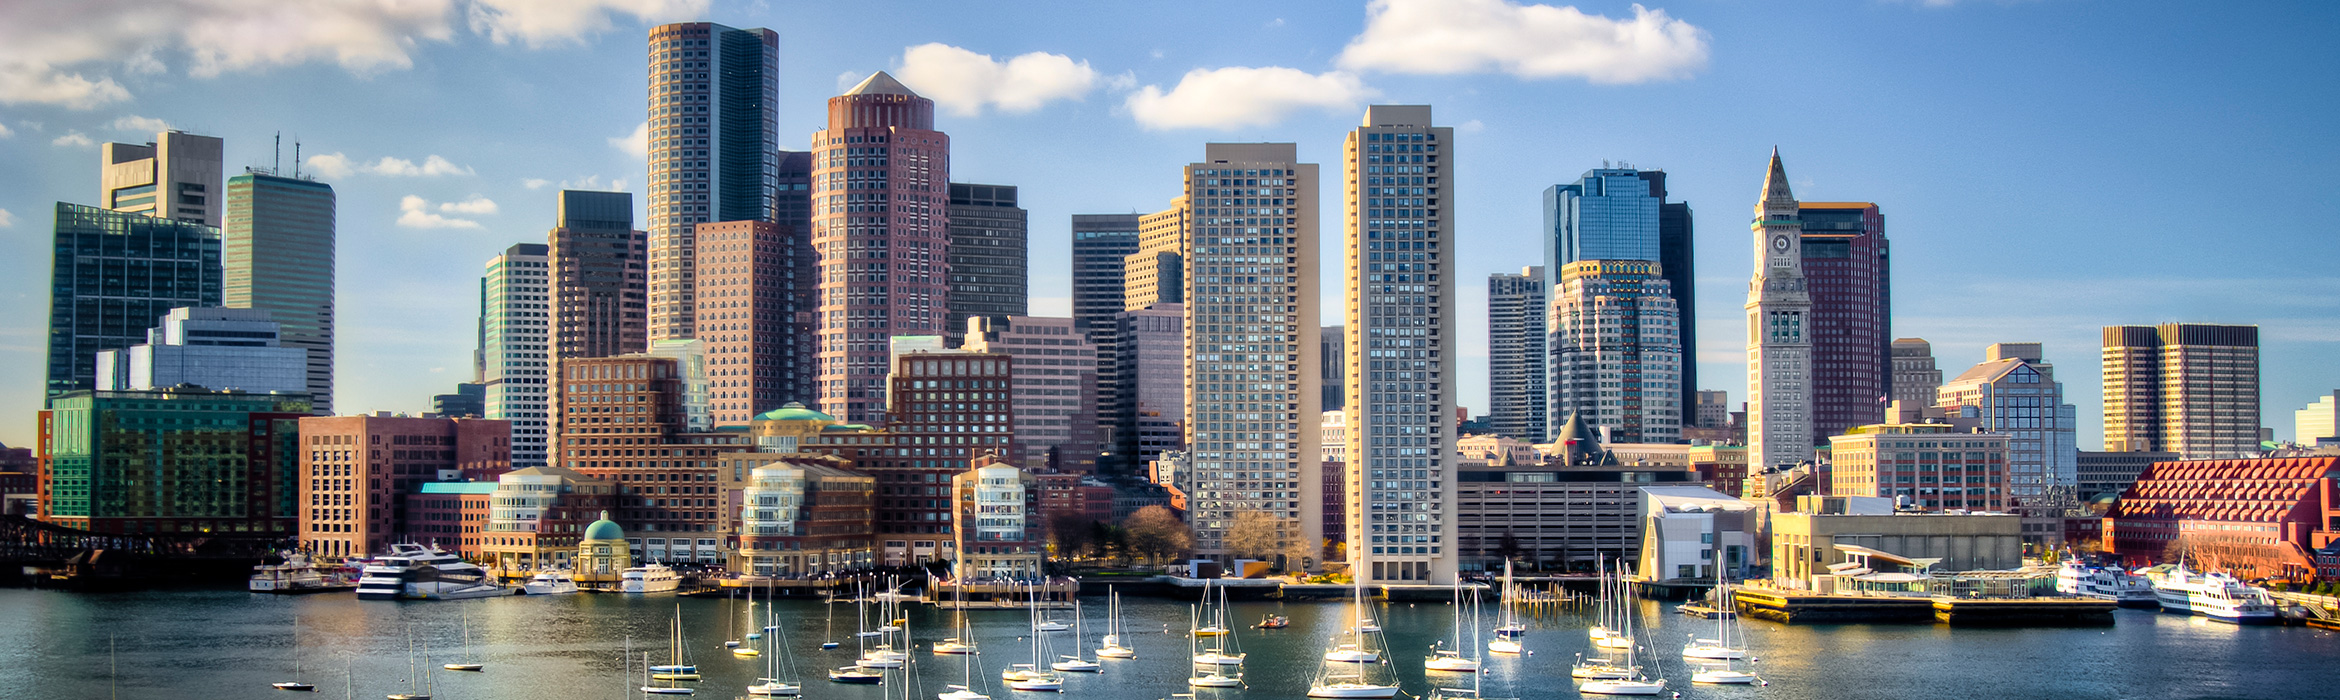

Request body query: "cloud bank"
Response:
[1125, 67, 1375, 130]
[895, 43, 1100, 116]
[1338, 0, 1709, 83]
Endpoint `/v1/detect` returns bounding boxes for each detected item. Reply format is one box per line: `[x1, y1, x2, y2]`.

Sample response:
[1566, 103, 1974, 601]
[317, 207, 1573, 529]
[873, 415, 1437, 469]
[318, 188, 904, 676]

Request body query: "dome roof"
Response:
[753, 401, 835, 423]
[583, 511, 624, 541]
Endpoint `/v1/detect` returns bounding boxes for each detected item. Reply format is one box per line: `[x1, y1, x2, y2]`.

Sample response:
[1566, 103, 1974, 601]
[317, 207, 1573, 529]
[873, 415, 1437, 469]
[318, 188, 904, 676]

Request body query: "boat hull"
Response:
[1188, 676, 1242, 688]
[1307, 684, 1400, 698]
[1579, 680, 1665, 696]
[1693, 670, 1757, 685]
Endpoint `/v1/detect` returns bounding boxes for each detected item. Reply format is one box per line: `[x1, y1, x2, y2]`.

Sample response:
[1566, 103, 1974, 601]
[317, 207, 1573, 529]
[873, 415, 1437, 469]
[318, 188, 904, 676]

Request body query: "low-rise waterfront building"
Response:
[1636, 485, 1761, 584]
[479, 466, 617, 574]
[2107, 456, 2338, 581]
[955, 455, 1042, 579]
[39, 388, 309, 536]
[723, 453, 875, 577]
[1770, 501, 2023, 590]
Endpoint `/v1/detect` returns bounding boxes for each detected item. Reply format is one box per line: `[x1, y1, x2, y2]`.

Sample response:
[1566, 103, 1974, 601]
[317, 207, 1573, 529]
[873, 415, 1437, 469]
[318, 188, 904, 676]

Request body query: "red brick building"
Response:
[298, 415, 511, 559]
[558, 354, 752, 565]
[2108, 456, 2339, 581]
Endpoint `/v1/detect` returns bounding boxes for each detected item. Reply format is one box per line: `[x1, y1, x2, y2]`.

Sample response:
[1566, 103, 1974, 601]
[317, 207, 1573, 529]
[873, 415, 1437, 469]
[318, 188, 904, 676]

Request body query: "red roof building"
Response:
[2107, 456, 2339, 581]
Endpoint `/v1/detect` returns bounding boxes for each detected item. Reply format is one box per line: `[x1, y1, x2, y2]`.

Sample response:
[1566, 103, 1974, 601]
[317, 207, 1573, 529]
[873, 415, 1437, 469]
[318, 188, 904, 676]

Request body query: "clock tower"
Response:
[1747, 149, 1814, 472]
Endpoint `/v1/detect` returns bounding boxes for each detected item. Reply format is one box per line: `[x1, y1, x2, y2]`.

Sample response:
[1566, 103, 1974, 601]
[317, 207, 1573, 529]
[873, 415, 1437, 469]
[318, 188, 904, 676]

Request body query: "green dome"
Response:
[753, 401, 835, 423]
[583, 511, 624, 541]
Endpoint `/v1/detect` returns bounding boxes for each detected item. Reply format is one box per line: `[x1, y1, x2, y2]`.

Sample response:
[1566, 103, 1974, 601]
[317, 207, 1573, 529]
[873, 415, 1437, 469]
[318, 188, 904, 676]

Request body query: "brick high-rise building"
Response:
[296, 414, 513, 559]
[556, 353, 752, 563]
[965, 316, 1099, 471]
[645, 22, 780, 341]
[1799, 202, 1890, 441]
[1487, 265, 1546, 441]
[797, 347, 1014, 565]
[812, 72, 952, 424]
[2102, 323, 2262, 459]
[694, 219, 801, 427]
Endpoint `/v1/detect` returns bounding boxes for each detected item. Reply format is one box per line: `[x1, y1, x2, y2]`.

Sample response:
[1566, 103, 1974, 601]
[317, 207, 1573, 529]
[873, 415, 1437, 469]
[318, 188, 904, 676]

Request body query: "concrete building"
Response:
[814, 72, 952, 423]
[646, 338, 713, 433]
[1182, 142, 1323, 566]
[1770, 506, 2023, 589]
[1827, 423, 2010, 511]
[1692, 390, 1730, 430]
[1544, 166, 1697, 415]
[1891, 338, 1942, 410]
[1124, 201, 1187, 310]
[94, 307, 306, 395]
[723, 453, 876, 576]
[1799, 202, 1891, 441]
[2076, 449, 2177, 503]
[2298, 392, 2340, 445]
[550, 190, 647, 361]
[965, 316, 1100, 471]
[956, 456, 1043, 579]
[224, 171, 336, 413]
[38, 389, 306, 536]
[101, 130, 223, 226]
[1342, 106, 1454, 584]
[1487, 266, 1547, 442]
[295, 414, 512, 558]
[482, 243, 552, 466]
[2102, 323, 2263, 459]
[946, 183, 1029, 337]
[1936, 343, 2079, 513]
[45, 204, 221, 398]
[1636, 485, 1760, 583]
[1746, 151, 1814, 471]
[1071, 214, 1143, 334]
[2109, 456, 2338, 581]
[693, 220, 801, 426]
[1105, 304, 1184, 476]
[1548, 260, 1683, 445]
[1454, 447, 1699, 572]
[479, 465, 617, 574]
[646, 22, 781, 341]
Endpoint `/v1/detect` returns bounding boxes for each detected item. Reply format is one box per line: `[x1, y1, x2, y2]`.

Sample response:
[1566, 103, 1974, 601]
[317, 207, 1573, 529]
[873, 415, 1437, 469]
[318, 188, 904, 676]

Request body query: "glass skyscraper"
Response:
[224, 172, 336, 413]
[1543, 168, 1696, 425]
[46, 203, 222, 399]
[646, 22, 780, 342]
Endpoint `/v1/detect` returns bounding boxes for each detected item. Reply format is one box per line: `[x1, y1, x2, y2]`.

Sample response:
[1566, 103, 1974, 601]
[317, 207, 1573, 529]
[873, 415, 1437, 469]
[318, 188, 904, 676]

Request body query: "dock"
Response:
[1732, 588, 2114, 626]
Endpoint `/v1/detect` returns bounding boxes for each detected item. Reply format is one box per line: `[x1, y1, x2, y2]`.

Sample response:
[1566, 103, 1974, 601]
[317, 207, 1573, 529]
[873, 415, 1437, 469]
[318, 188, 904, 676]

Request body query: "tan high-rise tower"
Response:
[1746, 150, 1814, 470]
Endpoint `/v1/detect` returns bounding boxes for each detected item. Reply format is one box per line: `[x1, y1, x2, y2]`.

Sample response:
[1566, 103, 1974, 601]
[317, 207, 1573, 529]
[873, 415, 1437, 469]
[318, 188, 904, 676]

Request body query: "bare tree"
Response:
[1124, 506, 1194, 567]
[1224, 509, 1281, 562]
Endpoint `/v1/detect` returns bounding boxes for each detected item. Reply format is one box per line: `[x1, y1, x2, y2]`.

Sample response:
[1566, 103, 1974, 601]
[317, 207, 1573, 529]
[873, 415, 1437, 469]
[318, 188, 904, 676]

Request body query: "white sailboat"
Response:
[1487, 560, 1524, 655]
[1052, 600, 1102, 672]
[1681, 572, 1747, 661]
[1590, 559, 1631, 650]
[1425, 581, 1481, 673]
[443, 608, 485, 672]
[1428, 601, 1498, 700]
[860, 582, 911, 669]
[1322, 580, 1383, 663]
[272, 614, 316, 691]
[1306, 580, 1398, 698]
[831, 585, 887, 684]
[388, 627, 434, 700]
[1006, 587, 1066, 691]
[936, 566, 979, 655]
[1577, 561, 1664, 697]
[1185, 604, 1243, 688]
[1096, 588, 1135, 659]
[1190, 584, 1245, 667]
[733, 587, 764, 658]
[938, 593, 992, 700]
[748, 589, 803, 696]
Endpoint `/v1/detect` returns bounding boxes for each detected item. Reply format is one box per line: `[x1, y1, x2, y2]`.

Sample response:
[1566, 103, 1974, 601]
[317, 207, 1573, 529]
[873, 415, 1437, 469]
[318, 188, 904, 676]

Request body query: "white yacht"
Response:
[2144, 565, 2280, 624]
[2055, 561, 2157, 608]
[621, 564, 682, 593]
[357, 543, 513, 600]
[523, 571, 580, 595]
[250, 552, 348, 594]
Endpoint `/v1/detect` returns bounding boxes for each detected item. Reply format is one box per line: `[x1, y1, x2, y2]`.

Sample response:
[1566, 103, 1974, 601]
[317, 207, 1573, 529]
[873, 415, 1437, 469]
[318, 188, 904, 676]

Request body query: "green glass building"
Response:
[45, 203, 222, 399]
[39, 388, 309, 535]
[225, 172, 336, 414]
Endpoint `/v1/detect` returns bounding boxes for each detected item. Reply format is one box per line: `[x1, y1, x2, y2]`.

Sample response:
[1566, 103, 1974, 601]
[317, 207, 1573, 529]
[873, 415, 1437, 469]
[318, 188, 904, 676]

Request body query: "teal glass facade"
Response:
[39, 388, 308, 534]
[45, 203, 222, 399]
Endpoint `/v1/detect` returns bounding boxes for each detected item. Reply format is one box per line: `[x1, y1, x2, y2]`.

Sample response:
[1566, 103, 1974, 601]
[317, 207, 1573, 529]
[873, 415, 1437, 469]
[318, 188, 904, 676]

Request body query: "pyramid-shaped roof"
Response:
[844, 70, 919, 97]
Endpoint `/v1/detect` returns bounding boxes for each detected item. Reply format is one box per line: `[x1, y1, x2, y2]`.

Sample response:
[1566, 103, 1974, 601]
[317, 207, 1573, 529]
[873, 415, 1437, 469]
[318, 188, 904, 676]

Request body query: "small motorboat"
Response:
[1253, 615, 1290, 629]
[271, 681, 316, 691]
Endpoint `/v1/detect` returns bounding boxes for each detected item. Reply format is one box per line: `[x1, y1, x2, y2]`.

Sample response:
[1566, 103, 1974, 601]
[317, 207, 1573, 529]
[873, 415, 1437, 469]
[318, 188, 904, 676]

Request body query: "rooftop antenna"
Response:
[274, 132, 282, 175]
[293, 139, 302, 179]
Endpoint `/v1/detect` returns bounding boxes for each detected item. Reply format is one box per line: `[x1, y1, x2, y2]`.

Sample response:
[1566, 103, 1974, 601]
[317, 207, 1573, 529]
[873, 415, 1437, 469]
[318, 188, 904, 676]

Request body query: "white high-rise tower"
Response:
[1747, 149, 1813, 470]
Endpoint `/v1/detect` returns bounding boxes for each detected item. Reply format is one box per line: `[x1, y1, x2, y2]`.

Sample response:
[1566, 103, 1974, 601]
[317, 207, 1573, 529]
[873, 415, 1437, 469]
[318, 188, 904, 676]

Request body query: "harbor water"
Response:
[1, 587, 2332, 698]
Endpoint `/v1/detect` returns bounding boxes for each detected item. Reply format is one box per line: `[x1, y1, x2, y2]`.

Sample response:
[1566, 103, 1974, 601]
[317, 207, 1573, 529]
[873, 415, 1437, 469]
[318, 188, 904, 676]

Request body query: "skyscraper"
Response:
[1936, 343, 2077, 511]
[1070, 214, 1142, 334]
[1487, 266, 1546, 441]
[45, 203, 222, 398]
[483, 243, 552, 466]
[645, 22, 780, 342]
[224, 171, 336, 414]
[1182, 142, 1321, 566]
[1548, 260, 1683, 444]
[101, 130, 223, 226]
[690, 220, 794, 427]
[1890, 338, 1941, 409]
[772, 150, 820, 408]
[813, 72, 952, 424]
[550, 190, 647, 360]
[1107, 304, 1184, 476]
[945, 183, 1028, 336]
[1799, 201, 1890, 439]
[1342, 105, 1455, 584]
[965, 316, 1099, 471]
[1746, 150, 1814, 470]
[1544, 167, 1697, 414]
[2101, 323, 2262, 459]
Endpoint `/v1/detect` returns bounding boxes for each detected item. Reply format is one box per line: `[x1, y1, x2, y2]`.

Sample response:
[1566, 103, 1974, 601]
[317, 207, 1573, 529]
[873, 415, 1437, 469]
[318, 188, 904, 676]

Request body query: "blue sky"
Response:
[2, 0, 2336, 449]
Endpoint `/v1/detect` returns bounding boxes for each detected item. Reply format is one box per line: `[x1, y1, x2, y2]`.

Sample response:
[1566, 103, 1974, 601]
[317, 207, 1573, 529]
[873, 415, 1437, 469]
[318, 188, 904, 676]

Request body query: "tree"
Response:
[1494, 529, 1525, 565]
[1049, 514, 1098, 561]
[1124, 506, 1194, 567]
[1224, 509, 1281, 562]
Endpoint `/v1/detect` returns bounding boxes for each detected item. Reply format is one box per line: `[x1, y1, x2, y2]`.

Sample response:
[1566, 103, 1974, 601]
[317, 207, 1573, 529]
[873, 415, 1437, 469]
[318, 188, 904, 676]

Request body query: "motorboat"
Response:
[523, 571, 580, 595]
[358, 544, 513, 600]
[2056, 561, 2158, 608]
[2144, 565, 2280, 624]
[621, 564, 681, 593]
[1254, 615, 1290, 629]
[251, 552, 349, 594]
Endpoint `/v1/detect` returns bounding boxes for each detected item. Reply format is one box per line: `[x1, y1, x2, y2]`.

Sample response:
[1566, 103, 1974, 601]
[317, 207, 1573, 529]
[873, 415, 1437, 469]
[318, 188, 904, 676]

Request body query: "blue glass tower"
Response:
[45, 202, 223, 399]
[1543, 168, 1697, 434]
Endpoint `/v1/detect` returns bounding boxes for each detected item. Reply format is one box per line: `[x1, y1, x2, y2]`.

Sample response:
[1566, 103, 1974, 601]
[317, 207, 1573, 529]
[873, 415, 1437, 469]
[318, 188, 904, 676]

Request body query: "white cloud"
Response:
[437, 194, 499, 215]
[110, 115, 171, 133]
[836, 70, 866, 94]
[522, 178, 551, 189]
[397, 195, 483, 229]
[0, 63, 130, 109]
[1336, 0, 1709, 83]
[1458, 119, 1487, 132]
[1125, 67, 1376, 130]
[368, 155, 473, 176]
[304, 152, 355, 179]
[0, 208, 14, 228]
[51, 130, 93, 148]
[895, 43, 1100, 116]
[611, 121, 647, 159]
[0, 121, 12, 138]
[466, 0, 705, 47]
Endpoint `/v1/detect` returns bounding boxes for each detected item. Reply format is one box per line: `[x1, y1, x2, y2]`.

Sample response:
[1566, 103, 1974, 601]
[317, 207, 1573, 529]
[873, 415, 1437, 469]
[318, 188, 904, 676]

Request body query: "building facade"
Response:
[1124, 201, 1187, 310]
[646, 22, 781, 341]
[482, 243, 552, 466]
[813, 72, 952, 423]
[2109, 456, 2337, 581]
[224, 171, 336, 413]
[2076, 449, 2178, 503]
[1826, 423, 2010, 511]
[45, 203, 222, 398]
[550, 190, 647, 361]
[1890, 338, 1941, 410]
[556, 353, 753, 563]
[1106, 304, 1184, 476]
[39, 389, 306, 536]
[726, 453, 876, 577]
[1936, 343, 2079, 512]
[1798, 202, 1890, 441]
[694, 219, 798, 427]
[479, 466, 617, 573]
[945, 183, 1028, 336]
[1547, 260, 1683, 445]
[1770, 510, 2022, 586]
[2299, 392, 2340, 445]
[965, 316, 1099, 471]
[1544, 167, 1697, 414]
[94, 307, 307, 395]
[101, 130, 223, 226]
[2102, 323, 2262, 459]
[1070, 214, 1142, 334]
[296, 414, 513, 558]
[1746, 151, 1815, 471]
[1487, 265, 1547, 442]
[955, 457, 1043, 579]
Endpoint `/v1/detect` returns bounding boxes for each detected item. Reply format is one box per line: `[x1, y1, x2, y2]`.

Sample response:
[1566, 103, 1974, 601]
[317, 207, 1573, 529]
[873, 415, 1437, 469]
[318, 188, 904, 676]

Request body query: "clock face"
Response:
[1772, 234, 1791, 252]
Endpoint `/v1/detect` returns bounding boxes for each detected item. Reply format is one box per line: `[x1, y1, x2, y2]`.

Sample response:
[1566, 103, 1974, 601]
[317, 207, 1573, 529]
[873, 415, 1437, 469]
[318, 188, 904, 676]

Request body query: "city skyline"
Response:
[3, 1, 2339, 449]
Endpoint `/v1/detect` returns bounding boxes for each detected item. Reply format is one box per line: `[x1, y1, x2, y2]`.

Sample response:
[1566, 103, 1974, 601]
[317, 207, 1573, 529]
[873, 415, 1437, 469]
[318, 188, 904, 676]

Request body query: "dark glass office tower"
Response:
[945, 183, 1028, 339]
[646, 22, 780, 341]
[46, 203, 222, 398]
[1071, 214, 1142, 334]
[225, 172, 336, 413]
[1799, 202, 1889, 441]
[1543, 168, 1697, 436]
[550, 190, 647, 360]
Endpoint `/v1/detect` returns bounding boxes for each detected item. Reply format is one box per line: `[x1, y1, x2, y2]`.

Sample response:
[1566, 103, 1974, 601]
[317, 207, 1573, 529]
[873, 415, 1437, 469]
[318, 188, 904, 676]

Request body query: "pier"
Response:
[1731, 587, 2115, 626]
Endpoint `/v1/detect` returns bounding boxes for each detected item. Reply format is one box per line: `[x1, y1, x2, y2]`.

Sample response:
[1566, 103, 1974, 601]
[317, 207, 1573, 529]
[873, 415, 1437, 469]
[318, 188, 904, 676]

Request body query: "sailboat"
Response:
[831, 585, 887, 684]
[1052, 600, 1102, 672]
[388, 627, 433, 700]
[1184, 606, 1242, 688]
[748, 588, 804, 696]
[1425, 581, 1481, 673]
[1191, 579, 1229, 637]
[443, 608, 485, 672]
[939, 592, 992, 700]
[1096, 588, 1135, 659]
[822, 591, 842, 649]
[650, 605, 702, 681]
[1189, 584, 1244, 667]
[1306, 580, 1398, 698]
[1688, 571, 1759, 685]
[1487, 560, 1524, 655]
[1005, 585, 1066, 691]
[936, 565, 978, 655]
[643, 650, 694, 695]
[1428, 599, 1497, 700]
[1590, 559, 1631, 651]
[733, 584, 764, 658]
[272, 614, 317, 691]
[1577, 562, 1665, 697]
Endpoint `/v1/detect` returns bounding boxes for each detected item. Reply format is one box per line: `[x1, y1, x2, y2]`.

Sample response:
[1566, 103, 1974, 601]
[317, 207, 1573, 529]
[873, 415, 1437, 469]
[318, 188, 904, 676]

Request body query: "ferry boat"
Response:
[2054, 561, 2157, 608]
[2143, 565, 2280, 624]
[357, 544, 515, 600]
[523, 571, 580, 595]
[250, 552, 353, 594]
[622, 564, 682, 593]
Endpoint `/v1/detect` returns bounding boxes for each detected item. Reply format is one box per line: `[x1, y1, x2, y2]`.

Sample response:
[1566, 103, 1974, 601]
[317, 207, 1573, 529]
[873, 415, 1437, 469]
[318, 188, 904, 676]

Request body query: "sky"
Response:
[1, 0, 2336, 450]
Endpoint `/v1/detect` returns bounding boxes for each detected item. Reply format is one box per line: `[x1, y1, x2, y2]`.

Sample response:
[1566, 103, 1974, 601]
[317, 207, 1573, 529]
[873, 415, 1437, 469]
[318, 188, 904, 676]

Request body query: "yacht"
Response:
[2055, 561, 2157, 608]
[622, 564, 682, 593]
[250, 552, 350, 594]
[357, 544, 513, 600]
[2144, 565, 2280, 624]
[523, 571, 580, 595]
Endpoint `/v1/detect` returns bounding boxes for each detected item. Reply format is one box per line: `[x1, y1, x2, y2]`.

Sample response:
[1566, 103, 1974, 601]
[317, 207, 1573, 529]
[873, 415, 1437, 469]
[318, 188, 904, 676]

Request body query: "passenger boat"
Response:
[251, 552, 352, 594]
[2055, 561, 2157, 608]
[2144, 565, 2280, 624]
[622, 564, 681, 593]
[523, 570, 579, 595]
[358, 544, 514, 600]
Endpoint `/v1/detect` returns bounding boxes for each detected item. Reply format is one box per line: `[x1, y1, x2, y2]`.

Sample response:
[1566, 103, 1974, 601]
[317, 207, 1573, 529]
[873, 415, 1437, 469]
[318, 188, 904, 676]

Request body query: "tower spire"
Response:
[1759, 147, 1794, 209]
